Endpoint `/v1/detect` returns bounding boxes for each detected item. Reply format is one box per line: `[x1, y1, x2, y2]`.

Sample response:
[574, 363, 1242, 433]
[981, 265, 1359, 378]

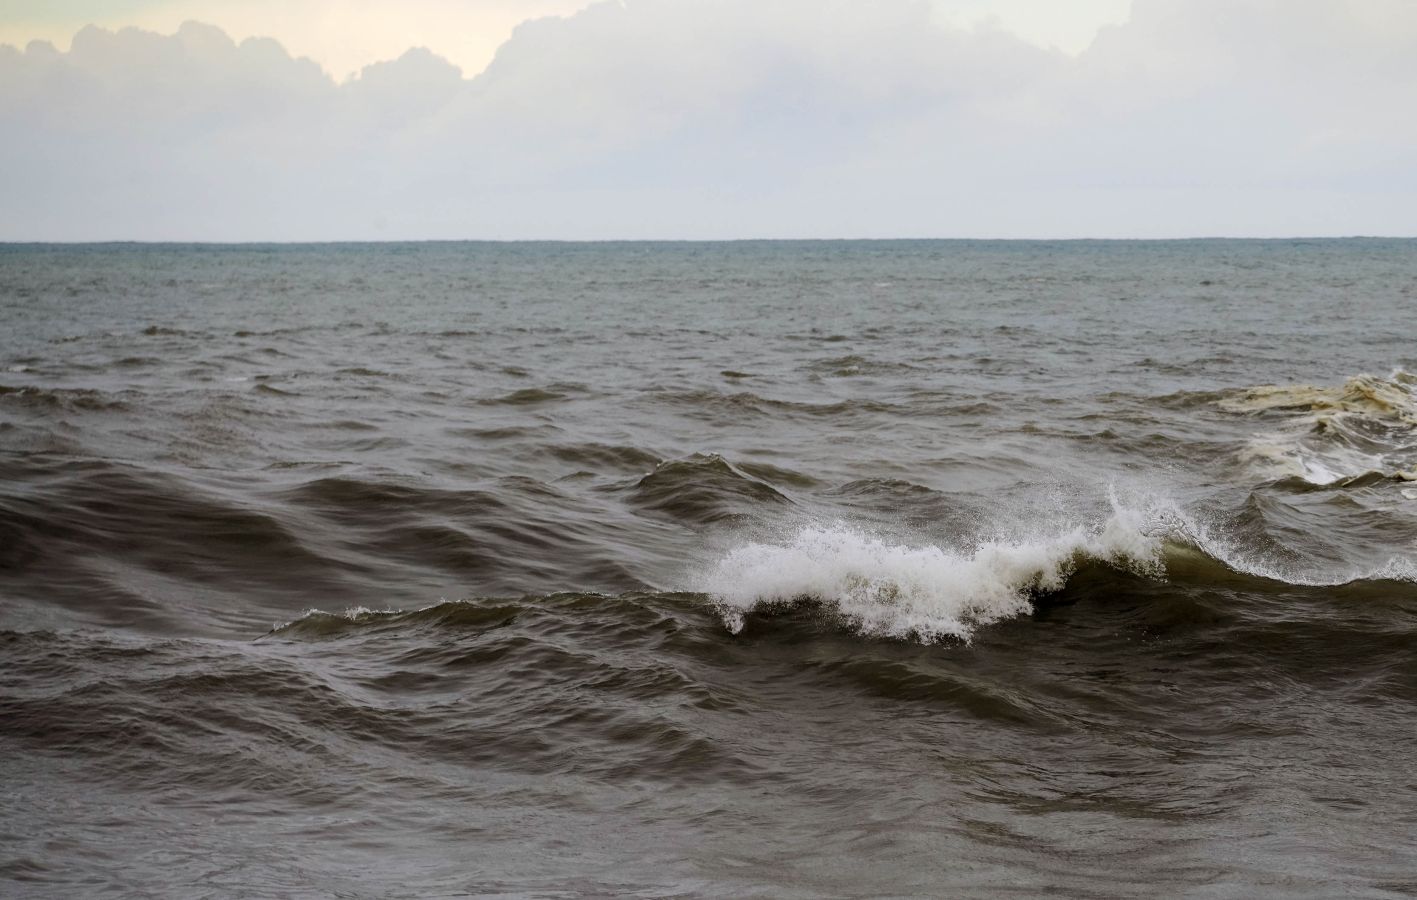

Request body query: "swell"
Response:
[629, 454, 792, 525]
[1, 595, 758, 791]
[0, 457, 341, 583]
[254, 522, 1417, 671]
[253, 559, 1417, 731]
[6, 448, 1412, 641]
[6, 560, 1414, 823]
[0, 457, 654, 634]
[0, 384, 135, 413]
[646, 388, 903, 421]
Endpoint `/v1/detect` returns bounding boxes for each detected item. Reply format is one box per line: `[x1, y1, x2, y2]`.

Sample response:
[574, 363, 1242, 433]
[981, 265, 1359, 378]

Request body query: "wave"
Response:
[648, 388, 900, 420]
[540, 441, 662, 473]
[1239, 438, 1416, 486]
[696, 497, 1170, 643]
[0, 384, 134, 413]
[1221, 371, 1417, 485]
[806, 354, 919, 377]
[694, 494, 1417, 643]
[630, 454, 792, 525]
[1219, 371, 1417, 422]
[480, 387, 571, 405]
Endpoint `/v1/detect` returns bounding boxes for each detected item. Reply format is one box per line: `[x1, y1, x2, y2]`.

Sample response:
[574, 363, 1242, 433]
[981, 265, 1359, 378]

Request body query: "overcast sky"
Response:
[1, 0, 1414, 240]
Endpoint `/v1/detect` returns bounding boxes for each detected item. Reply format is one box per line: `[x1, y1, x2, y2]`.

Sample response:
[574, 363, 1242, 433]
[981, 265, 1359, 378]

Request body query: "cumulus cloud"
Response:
[1, 0, 1415, 239]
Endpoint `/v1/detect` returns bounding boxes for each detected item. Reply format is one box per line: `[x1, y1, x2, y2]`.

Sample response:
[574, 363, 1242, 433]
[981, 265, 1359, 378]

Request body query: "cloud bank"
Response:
[2, 0, 1415, 240]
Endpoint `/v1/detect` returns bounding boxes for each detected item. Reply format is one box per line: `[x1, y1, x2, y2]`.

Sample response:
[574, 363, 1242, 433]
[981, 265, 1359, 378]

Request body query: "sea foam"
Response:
[699, 497, 1169, 642]
[1223, 370, 1417, 485]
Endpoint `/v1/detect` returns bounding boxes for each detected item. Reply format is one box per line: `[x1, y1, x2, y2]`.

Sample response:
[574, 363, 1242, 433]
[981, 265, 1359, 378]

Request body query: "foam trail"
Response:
[700, 500, 1168, 643]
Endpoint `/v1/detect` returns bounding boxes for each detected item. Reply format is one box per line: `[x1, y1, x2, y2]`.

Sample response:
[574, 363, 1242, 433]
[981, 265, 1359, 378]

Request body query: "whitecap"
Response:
[696, 495, 1170, 642]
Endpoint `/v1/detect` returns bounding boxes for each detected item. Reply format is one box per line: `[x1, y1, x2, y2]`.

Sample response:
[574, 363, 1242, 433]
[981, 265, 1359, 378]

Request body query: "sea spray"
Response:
[699, 496, 1172, 642]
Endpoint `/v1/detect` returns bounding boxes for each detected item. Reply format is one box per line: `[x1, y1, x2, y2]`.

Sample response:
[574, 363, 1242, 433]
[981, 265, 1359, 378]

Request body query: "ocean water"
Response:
[1, 240, 1415, 898]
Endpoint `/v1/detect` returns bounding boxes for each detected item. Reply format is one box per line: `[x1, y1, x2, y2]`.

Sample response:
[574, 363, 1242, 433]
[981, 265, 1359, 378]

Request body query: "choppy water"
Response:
[2, 240, 1416, 898]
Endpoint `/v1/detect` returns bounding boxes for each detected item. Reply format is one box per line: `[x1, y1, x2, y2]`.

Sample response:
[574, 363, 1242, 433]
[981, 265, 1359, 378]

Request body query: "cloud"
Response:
[1, 0, 1415, 239]
[0, 0, 595, 81]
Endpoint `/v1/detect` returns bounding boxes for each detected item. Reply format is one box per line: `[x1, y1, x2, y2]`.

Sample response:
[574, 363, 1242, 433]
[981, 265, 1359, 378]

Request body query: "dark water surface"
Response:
[2, 240, 1416, 897]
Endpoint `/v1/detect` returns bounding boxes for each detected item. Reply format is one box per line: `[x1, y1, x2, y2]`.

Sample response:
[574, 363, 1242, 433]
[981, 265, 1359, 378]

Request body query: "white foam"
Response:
[698, 498, 1168, 643]
[1239, 437, 1384, 486]
[1225, 370, 1417, 486]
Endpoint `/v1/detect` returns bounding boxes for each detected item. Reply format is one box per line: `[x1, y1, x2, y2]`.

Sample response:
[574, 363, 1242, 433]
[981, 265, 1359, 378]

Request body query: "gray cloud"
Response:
[2, 0, 1415, 239]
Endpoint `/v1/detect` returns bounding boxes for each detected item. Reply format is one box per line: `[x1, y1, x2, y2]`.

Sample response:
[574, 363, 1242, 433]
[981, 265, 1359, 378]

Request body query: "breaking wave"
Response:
[1222, 370, 1417, 485]
[698, 498, 1172, 642]
[697, 492, 1417, 643]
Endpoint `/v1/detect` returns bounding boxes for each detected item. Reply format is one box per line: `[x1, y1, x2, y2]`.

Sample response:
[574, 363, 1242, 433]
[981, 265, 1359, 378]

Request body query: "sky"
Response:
[1, 0, 1414, 240]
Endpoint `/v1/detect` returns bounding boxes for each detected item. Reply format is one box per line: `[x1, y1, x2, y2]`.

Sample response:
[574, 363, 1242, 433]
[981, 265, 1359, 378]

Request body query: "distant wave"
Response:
[1222, 370, 1417, 486]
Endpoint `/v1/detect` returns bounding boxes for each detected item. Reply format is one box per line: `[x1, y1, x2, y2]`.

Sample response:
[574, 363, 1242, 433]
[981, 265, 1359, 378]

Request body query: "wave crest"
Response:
[1222, 371, 1417, 485]
[1219, 371, 1417, 423]
[698, 501, 1170, 643]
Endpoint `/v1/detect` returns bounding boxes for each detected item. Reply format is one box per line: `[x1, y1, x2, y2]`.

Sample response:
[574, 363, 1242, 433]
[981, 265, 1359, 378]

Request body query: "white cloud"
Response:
[1, 0, 1415, 239]
[928, 0, 1131, 53]
[0, 0, 596, 81]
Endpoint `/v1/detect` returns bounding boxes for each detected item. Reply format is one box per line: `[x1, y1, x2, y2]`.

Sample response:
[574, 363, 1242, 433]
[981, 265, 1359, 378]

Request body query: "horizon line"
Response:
[1, 235, 1413, 247]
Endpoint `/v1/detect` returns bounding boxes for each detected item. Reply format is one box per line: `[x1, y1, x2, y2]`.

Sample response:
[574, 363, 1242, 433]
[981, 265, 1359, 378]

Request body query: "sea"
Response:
[2, 240, 1415, 898]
